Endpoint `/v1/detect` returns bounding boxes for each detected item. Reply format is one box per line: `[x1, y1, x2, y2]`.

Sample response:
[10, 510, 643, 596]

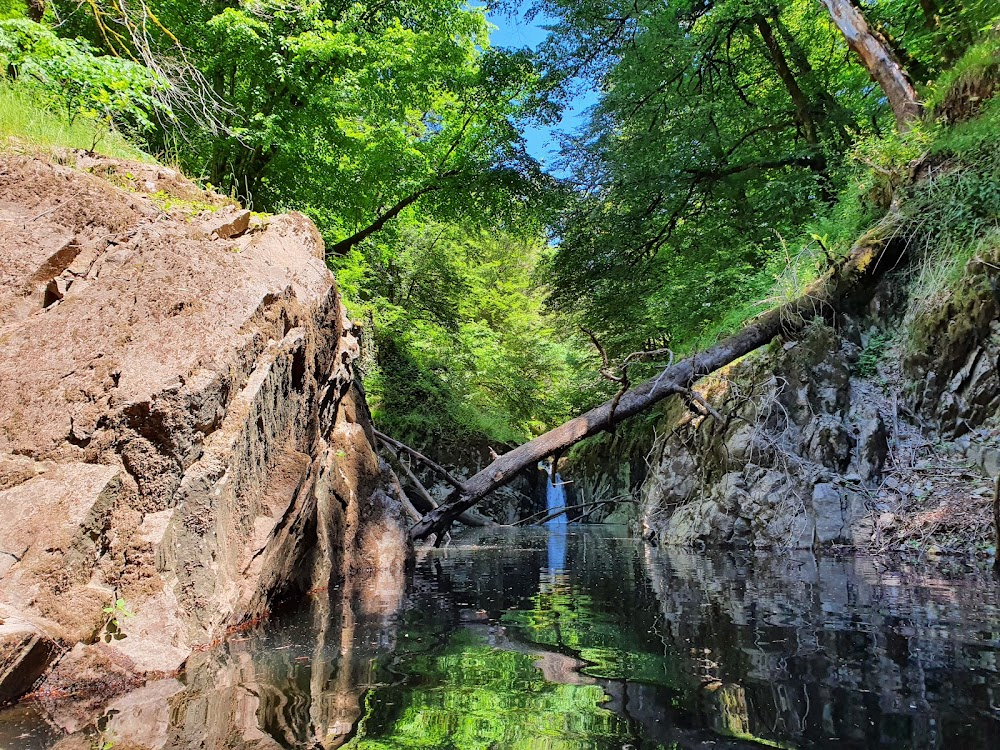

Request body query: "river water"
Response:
[3, 526, 1000, 749]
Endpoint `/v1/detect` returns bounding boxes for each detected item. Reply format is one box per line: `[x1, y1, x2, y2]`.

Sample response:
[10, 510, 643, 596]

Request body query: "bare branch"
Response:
[665, 384, 725, 422]
[373, 429, 465, 490]
[514, 496, 636, 526]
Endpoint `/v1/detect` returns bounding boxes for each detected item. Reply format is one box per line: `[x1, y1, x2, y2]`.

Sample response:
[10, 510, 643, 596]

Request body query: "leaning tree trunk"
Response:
[818, 0, 922, 130]
[27, 0, 45, 21]
[409, 219, 908, 542]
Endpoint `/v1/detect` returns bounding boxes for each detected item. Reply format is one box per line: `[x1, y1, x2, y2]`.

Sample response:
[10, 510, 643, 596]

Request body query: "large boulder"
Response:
[0, 154, 408, 702]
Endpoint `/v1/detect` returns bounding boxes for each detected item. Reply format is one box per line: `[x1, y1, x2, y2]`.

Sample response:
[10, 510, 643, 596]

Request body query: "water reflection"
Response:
[4, 527, 1000, 749]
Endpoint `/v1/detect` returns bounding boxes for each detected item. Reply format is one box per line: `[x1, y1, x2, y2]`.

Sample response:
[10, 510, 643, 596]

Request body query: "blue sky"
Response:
[485, 5, 599, 170]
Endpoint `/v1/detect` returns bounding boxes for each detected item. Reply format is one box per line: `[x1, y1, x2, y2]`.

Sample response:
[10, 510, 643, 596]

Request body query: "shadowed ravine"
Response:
[3, 527, 1000, 749]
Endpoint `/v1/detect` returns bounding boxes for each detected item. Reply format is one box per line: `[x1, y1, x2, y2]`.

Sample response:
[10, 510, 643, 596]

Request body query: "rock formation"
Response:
[565, 244, 1000, 551]
[0, 154, 409, 704]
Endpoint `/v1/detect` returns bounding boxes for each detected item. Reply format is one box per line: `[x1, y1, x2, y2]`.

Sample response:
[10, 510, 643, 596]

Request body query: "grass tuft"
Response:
[925, 30, 1000, 120]
[0, 80, 150, 160]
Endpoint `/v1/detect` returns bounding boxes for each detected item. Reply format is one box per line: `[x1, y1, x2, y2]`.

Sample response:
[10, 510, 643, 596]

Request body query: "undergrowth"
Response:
[855, 330, 892, 378]
[0, 81, 149, 159]
[924, 28, 1000, 115]
[896, 96, 1000, 322]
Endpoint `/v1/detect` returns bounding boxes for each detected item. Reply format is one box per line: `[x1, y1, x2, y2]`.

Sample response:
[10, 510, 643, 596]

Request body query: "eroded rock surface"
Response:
[640, 324, 884, 548]
[904, 245, 1000, 437]
[0, 154, 408, 703]
[571, 244, 1000, 551]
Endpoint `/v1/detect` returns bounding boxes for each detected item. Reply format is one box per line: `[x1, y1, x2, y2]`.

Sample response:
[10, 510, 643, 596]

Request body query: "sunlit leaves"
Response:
[339, 223, 589, 450]
[0, 18, 170, 133]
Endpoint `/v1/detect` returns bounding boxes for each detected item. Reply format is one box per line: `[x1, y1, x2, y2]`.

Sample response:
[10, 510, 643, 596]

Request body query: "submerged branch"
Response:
[514, 496, 636, 526]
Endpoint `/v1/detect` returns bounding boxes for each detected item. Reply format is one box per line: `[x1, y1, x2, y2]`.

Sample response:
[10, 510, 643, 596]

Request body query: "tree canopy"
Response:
[534, 0, 992, 357]
[4, 0, 999, 465]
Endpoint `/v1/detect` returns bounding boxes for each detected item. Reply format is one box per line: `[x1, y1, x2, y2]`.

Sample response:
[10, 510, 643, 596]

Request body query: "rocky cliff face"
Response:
[0, 154, 408, 704]
[641, 323, 888, 548]
[570, 243, 1000, 551]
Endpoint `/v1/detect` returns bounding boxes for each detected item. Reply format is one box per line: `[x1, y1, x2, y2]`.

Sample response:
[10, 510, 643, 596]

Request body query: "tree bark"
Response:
[755, 12, 834, 200]
[755, 14, 819, 147]
[817, 0, 922, 131]
[410, 221, 906, 542]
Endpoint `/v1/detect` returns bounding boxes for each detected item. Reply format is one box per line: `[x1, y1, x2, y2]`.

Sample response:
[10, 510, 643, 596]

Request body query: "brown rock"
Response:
[0, 620, 56, 704]
[0, 155, 408, 697]
[207, 208, 251, 239]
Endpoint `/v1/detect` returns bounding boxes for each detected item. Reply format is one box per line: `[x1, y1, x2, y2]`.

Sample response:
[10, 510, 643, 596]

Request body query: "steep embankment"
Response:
[0, 154, 409, 704]
[566, 236, 1000, 554]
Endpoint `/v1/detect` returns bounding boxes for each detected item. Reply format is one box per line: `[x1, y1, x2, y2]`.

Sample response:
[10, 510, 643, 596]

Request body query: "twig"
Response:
[383, 466, 423, 523]
[373, 429, 464, 490]
[514, 496, 635, 526]
[665, 384, 724, 421]
[27, 202, 67, 223]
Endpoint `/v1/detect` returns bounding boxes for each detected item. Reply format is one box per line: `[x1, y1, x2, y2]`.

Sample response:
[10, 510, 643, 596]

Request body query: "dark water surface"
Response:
[3, 526, 1000, 749]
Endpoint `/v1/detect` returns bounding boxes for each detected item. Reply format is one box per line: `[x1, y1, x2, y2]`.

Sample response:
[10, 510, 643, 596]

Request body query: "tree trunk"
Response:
[919, 0, 940, 31]
[326, 172, 458, 257]
[410, 220, 907, 542]
[378, 437, 494, 527]
[755, 13, 834, 200]
[774, 14, 855, 147]
[818, 0, 922, 130]
[755, 14, 819, 147]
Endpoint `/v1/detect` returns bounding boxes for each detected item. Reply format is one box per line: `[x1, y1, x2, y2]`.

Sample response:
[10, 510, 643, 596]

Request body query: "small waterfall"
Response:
[545, 471, 568, 528]
[541, 461, 568, 574]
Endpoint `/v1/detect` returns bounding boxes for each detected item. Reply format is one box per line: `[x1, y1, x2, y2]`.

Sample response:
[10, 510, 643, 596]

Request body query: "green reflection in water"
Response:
[502, 576, 694, 692]
[346, 629, 636, 750]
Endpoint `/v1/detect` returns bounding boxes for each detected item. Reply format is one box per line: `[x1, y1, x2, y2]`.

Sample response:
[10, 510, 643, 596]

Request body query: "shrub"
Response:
[0, 18, 171, 142]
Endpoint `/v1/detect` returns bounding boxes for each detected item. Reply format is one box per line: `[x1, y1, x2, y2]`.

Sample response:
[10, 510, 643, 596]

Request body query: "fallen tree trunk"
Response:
[410, 221, 906, 542]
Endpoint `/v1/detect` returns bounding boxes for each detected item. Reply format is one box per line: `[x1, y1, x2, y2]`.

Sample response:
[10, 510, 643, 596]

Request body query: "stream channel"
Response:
[3, 525, 1000, 748]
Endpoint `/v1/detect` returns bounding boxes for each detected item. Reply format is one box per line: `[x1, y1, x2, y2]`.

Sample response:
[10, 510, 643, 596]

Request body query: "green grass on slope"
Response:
[0, 81, 151, 161]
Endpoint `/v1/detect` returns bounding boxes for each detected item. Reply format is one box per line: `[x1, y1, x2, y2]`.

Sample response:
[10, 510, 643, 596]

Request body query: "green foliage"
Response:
[339, 223, 590, 451]
[0, 0, 27, 21]
[855, 331, 892, 378]
[347, 630, 628, 750]
[0, 79, 149, 157]
[104, 0, 555, 250]
[924, 31, 1000, 112]
[538, 0, 1000, 366]
[101, 597, 133, 642]
[895, 100, 1000, 318]
[540, 0, 884, 358]
[0, 19, 171, 140]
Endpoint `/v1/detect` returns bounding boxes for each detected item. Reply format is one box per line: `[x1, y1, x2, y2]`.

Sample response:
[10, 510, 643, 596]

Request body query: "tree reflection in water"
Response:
[5, 527, 1000, 749]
